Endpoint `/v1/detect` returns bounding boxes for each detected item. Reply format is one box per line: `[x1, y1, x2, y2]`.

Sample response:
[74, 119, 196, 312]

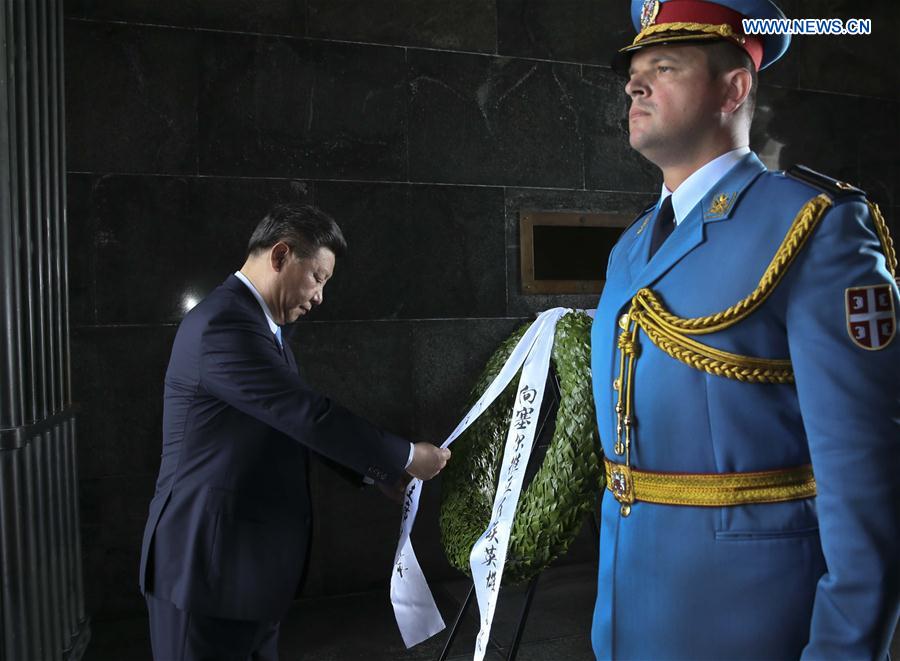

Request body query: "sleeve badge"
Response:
[845, 284, 895, 350]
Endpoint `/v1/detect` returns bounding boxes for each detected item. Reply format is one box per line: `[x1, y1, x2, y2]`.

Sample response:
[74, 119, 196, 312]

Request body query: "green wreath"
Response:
[439, 311, 605, 585]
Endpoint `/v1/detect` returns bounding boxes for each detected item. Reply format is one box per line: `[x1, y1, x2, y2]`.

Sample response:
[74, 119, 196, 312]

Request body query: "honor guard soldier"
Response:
[590, 0, 900, 658]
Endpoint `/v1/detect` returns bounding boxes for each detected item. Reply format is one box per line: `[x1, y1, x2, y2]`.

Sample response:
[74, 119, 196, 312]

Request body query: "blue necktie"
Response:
[274, 326, 283, 348]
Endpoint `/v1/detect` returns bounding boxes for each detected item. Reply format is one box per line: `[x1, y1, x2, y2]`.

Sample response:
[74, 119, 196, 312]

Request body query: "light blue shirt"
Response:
[660, 146, 752, 225]
[233, 270, 415, 471]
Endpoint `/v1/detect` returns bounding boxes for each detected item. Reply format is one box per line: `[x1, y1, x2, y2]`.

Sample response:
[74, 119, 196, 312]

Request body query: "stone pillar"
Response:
[0, 0, 89, 658]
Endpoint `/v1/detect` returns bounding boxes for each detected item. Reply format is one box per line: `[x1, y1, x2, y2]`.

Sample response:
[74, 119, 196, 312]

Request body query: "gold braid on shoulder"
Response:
[611, 194, 833, 461]
[868, 201, 897, 277]
[634, 193, 833, 339]
[625, 193, 833, 383]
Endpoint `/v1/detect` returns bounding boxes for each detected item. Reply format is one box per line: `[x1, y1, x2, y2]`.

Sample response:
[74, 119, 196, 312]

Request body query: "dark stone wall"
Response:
[65, 0, 899, 619]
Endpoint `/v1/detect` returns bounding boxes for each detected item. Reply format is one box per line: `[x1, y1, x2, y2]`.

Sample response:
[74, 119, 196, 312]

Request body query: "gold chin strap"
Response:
[612, 193, 834, 468]
[631, 21, 746, 48]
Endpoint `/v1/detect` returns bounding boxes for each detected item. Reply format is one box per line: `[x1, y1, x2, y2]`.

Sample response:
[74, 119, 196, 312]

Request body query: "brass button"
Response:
[618, 313, 629, 330]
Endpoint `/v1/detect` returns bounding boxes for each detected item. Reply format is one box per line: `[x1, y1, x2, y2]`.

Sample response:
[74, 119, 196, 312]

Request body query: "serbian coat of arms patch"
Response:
[845, 284, 896, 350]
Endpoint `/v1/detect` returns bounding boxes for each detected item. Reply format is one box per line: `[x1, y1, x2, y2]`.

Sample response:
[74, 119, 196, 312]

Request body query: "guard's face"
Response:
[274, 246, 335, 324]
[624, 44, 723, 166]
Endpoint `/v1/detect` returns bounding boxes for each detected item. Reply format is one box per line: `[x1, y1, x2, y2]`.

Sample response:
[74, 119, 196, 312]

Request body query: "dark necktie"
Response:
[648, 195, 676, 259]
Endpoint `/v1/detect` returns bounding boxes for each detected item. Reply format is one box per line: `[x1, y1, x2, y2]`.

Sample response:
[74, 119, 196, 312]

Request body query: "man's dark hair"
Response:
[704, 40, 758, 119]
[247, 203, 347, 259]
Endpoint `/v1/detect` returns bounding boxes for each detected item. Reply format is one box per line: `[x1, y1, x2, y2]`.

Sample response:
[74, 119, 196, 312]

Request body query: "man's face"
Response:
[625, 44, 723, 165]
[274, 246, 335, 324]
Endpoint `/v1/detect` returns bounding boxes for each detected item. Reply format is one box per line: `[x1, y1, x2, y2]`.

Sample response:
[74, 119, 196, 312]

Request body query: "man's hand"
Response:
[406, 442, 451, 481]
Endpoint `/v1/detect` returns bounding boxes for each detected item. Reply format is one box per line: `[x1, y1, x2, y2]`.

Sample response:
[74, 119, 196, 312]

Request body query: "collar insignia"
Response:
[707, 192, 736, 218]
[636, 214, 652, 235]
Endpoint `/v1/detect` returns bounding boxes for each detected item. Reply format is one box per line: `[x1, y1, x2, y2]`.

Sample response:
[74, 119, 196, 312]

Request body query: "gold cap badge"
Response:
[640, 0, 661, 29]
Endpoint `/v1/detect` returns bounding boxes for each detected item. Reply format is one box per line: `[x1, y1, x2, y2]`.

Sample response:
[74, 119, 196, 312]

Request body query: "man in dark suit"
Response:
[139, 203, 450, 660]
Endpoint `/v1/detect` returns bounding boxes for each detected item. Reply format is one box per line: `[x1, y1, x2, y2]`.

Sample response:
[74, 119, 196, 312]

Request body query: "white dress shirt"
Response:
[659, 146, 751, 225]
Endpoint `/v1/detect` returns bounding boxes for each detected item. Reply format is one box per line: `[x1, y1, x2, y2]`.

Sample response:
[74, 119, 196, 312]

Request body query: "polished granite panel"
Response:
[288, 321, 415, 438]
[754, 86, 899, 210]
[302, 455, 433, 597]
[497, 0, 631, 66]
[777, 0, 900, 100]
[65, 0, 306, 35]
[314, 182, 507, 320]
[77, 175, 214, 325]
[409, 318, 525, 445]
[407, 50, 584, 188]
[69, 174, 311, 325]
[580, 65, 661, 194]
[65, 21, 199, 174]
[67, 175, 96, 326]
[504, 187, 657, 318]
[853, 97, 900, 210]
[287, 320, 442, 596]
[754, 84, 863, 185]
[308, 0, 496, 53]
[70, 325, 175, 481]
[756, 2, 900, 120]
[198, 33, 407, 180]
[80, 474, 156, 617]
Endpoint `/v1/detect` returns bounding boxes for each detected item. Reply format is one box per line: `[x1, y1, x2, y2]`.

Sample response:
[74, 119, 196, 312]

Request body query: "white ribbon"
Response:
[390, 308, 569, 654]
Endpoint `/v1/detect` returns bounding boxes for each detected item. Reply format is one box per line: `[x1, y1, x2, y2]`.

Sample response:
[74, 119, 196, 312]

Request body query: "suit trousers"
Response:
[146, 593, 280, 661]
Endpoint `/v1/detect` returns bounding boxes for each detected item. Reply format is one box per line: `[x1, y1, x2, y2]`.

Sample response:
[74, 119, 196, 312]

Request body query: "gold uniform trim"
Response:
[627, 21, 746, 51]
[605, 458, 817, 508]
[612, 195, 833, 463]
[869, 201, 897, 277]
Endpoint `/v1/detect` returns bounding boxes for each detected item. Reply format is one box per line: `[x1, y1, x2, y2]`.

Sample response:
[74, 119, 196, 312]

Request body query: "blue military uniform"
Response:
[590, 1, 900, 658]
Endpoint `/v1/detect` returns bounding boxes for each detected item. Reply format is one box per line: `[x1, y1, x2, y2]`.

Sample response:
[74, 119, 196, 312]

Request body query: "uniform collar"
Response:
[660, 146, 751, 225]
[621, 150, 766, 298]
[233, 270, 280, 336]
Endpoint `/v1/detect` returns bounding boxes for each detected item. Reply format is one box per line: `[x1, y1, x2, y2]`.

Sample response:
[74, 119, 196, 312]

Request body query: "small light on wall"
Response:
[181, 292, 200, 313]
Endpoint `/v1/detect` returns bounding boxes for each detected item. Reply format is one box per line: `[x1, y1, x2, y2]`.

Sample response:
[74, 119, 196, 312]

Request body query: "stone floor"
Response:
[83, 560, 900, 660]
[83, 563, 598, 661]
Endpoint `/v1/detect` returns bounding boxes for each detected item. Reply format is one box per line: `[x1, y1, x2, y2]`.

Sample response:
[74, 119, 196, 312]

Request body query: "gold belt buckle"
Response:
[609, 463, 635, 517]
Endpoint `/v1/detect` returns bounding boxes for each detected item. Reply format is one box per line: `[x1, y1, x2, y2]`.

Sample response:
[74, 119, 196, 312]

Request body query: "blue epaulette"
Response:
[785, 164, 866, 198]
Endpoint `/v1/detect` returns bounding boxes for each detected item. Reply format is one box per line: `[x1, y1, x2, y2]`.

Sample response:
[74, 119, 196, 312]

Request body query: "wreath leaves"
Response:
[439, 311, 605, 584]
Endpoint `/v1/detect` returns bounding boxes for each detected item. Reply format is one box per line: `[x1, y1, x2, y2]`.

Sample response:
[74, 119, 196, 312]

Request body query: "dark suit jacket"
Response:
[139, 274, 410, 621]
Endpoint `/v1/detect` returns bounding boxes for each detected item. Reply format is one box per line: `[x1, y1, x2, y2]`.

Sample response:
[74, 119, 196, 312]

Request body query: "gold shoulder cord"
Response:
[613, 194, 898, 462]
[869, 201, 897, 278]
[612, 193, 833, 460]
